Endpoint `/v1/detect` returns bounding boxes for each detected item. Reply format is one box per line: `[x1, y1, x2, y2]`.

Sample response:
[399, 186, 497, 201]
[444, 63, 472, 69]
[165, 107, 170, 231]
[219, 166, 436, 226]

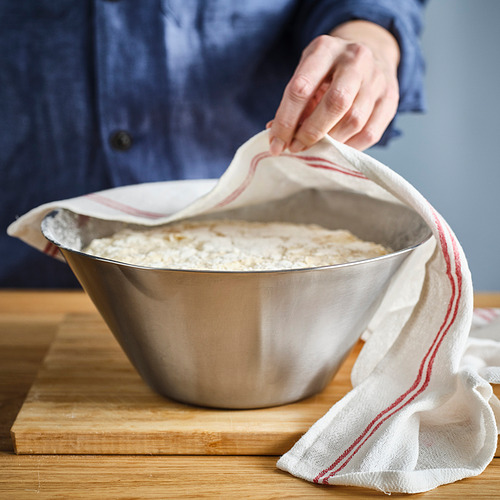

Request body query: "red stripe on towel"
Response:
[212, 152, 462, 482]
[315, 209, 462, 483]
[474, 308, 499, 322]
[215, 153, 368, 208]
[85, 193, 168, 219]
[43, 241, 60, 257]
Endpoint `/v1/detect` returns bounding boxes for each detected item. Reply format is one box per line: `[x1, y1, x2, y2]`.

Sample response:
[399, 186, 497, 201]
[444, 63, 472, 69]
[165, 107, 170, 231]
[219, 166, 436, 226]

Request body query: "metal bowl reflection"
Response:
[41, 187, 431, 409]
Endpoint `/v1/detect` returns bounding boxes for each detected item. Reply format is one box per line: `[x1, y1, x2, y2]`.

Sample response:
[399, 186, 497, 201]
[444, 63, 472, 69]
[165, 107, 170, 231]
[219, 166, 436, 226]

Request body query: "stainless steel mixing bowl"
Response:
[41, 188, 431, 409]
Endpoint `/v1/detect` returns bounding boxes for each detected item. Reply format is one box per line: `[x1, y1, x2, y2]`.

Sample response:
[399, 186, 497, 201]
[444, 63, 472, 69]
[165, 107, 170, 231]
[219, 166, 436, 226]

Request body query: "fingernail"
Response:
[289, 139, 306, 153]
[269, 137, 285, 156]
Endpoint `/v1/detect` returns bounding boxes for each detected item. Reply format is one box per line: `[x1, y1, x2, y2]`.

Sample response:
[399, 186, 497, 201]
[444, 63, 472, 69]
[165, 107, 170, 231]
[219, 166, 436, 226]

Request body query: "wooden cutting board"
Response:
[11, 313, 358, 455]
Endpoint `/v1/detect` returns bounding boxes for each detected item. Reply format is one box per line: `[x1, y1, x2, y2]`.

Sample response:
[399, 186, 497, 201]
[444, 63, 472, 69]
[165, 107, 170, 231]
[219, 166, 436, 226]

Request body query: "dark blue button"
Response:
[110, 130, 132, 151]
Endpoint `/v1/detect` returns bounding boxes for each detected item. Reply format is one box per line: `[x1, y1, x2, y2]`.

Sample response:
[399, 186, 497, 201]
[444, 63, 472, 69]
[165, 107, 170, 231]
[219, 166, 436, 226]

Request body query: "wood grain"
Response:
[0, 289, 495, 314]
[0, 290, 95, 315]
[1, 453, 500, 499]
[1, 291, 500, 499]
[11, 313, 361, 455]
[2, 452, 500, 499]
[474, 292, 500, 308]
[11, 302, 500, 457]
[0, 454, 500, 500]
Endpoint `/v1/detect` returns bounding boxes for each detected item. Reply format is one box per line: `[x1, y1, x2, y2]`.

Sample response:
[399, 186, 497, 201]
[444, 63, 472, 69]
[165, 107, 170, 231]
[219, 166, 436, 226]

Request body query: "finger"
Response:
[269, 36, 339, 155]
[327, 73, 384, 143]
[298, 80, 330, 124]
[345, 93, 398, 150]
[327, 90, 375, 144]
[289, 62, 362, 152]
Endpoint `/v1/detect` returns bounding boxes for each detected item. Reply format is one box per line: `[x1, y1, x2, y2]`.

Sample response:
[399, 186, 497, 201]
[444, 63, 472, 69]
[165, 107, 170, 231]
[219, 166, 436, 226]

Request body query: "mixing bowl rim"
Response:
[41, 209, 432, 276]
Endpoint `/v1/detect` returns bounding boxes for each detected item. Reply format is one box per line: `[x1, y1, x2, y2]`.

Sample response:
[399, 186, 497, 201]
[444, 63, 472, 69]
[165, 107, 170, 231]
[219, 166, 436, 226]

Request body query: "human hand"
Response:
[268, 20, 400, 154]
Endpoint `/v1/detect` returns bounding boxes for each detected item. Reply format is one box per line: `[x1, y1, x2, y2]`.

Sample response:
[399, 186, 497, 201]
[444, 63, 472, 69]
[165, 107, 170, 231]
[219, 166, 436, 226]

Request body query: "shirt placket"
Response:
[93, 0, 170, 185]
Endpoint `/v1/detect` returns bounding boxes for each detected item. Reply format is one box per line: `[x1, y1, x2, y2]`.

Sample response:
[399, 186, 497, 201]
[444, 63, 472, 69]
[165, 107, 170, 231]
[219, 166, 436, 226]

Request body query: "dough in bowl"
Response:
[83, 219, 390, 271]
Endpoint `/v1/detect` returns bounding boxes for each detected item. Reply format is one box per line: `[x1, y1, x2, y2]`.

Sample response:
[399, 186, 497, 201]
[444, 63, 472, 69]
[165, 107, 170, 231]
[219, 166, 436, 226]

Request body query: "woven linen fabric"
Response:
[8, 131, 500, 494]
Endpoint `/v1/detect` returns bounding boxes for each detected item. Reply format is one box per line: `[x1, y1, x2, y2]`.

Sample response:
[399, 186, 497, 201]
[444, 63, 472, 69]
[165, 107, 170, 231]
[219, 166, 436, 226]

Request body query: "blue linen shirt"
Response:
[0, 0, 426, 287]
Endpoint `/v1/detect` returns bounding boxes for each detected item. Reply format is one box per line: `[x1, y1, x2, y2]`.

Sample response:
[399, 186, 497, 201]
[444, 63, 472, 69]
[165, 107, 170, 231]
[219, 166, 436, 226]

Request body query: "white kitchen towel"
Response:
[8, 131, 500, 494]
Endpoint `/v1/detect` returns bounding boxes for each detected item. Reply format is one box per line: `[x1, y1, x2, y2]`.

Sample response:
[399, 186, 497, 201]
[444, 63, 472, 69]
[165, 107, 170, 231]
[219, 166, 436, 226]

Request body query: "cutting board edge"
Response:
[11, 428, 302, 456]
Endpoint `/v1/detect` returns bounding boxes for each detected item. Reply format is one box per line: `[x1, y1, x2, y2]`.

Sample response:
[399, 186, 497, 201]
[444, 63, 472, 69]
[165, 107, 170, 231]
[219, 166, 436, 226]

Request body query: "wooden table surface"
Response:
[1, 290, 499, 499]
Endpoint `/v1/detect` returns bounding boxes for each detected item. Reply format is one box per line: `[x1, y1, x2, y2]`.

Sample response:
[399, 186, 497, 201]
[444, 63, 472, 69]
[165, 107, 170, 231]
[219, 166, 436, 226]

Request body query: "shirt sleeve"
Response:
[293, 0, 428, 145]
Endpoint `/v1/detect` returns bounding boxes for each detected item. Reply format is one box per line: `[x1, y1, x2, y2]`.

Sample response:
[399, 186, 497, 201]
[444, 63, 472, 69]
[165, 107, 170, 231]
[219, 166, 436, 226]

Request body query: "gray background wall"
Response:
[370, 0, 500, 291]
